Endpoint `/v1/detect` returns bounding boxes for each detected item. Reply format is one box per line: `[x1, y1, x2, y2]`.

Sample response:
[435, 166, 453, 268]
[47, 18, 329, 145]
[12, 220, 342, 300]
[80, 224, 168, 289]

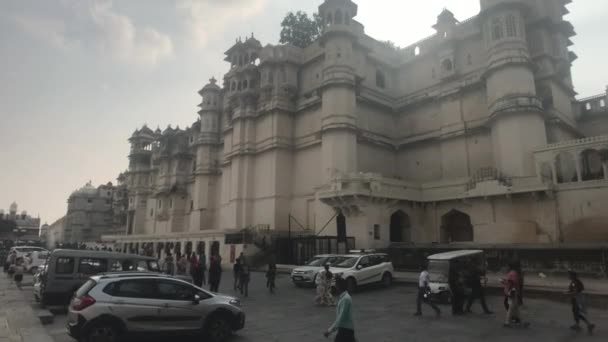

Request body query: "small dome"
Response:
[200, 77, 221, 94]
[71, 182, 97, 197]
[139, 125, 154, 135]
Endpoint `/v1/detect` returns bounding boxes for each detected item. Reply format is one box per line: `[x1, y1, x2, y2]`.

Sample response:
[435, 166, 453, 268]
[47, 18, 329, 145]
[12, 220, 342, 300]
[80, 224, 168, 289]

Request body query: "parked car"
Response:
[6, 246, 47, 264]
[291, 254, 345, 287]
[426, 250, 485, 303]
[67, 273, 245, 342]
[328, 251, 394, 293]
[24, 250, 49, 273]
[39, 249, 164, 306]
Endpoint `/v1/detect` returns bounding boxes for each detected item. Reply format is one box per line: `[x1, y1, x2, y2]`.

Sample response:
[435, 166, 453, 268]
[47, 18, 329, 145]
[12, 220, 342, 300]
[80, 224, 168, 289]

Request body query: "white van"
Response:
[427, 250, 485, 303]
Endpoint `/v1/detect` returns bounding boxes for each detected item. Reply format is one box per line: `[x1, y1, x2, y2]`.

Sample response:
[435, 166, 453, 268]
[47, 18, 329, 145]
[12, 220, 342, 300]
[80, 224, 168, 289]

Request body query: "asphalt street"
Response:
[19, 272, 608, 342]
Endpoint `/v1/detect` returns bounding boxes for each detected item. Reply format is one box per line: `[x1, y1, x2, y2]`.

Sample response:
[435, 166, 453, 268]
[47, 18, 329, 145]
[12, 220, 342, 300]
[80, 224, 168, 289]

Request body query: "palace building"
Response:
[104, 0, 608, 262]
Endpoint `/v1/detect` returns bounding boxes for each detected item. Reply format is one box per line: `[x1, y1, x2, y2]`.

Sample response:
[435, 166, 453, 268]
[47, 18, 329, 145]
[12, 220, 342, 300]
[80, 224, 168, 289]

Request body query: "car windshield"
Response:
[334, 257, 359, 268]
[305, 257, 326, 267]
[428, 260, 449, 282]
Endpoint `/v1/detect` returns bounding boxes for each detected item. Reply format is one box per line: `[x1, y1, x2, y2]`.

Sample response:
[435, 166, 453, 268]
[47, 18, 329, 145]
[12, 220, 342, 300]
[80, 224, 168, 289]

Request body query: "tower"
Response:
[191, 78, 223, 231]
[481, 0, 546, 177]
[318, 0, 359, 181]
[127, 125, 155, 235]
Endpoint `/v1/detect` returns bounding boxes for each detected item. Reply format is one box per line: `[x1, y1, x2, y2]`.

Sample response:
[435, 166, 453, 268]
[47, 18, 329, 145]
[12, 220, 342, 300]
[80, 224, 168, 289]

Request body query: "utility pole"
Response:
[287, 213, 292, 264]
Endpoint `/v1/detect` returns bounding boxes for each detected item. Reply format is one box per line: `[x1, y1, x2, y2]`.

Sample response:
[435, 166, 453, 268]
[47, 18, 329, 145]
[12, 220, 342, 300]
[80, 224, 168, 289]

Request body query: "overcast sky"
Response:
[0, 0, 606, 225]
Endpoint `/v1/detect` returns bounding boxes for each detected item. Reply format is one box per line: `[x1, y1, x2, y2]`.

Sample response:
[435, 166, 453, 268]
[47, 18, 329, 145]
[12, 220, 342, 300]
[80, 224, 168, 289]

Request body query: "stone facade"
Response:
[104, 0, 608, 259]
[55, 181, 126, 246]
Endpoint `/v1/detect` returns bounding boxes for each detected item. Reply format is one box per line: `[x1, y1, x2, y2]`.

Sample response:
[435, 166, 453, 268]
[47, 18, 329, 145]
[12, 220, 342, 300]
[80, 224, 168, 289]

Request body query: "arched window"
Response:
[442, 59, 453, 72]
[414, 46, 420, 56]
[506, 14, 517, 37]
[601, 99, 606, 108]
[231, 81, 236, 91]
[243, 79, 248, 89]
[237, 81, 242, 91]
[327, 13, 333, 26]
[280, 67, 287, 83]
[335, 10, 343, 25]
[581, 149, 604, 181]
[376, 69, 386, 89]
[492, 17, 504, 41]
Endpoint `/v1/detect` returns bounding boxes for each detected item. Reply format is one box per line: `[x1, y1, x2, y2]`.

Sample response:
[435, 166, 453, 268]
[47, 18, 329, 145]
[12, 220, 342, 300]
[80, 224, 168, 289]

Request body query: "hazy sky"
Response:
[1, 0, 606, 225]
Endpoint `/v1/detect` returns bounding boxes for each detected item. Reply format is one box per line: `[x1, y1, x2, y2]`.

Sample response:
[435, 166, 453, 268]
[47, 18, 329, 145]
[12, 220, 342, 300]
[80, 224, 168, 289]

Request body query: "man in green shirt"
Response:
[324, 277, 355, 342]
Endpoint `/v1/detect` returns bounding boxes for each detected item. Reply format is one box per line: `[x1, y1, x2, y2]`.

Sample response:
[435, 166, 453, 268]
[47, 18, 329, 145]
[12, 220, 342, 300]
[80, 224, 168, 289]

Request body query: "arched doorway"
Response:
[441, 210, 473, 243]
[581, 149, 604, 181]
[390, 210, 411, 243]
[211, 241, 220, 257]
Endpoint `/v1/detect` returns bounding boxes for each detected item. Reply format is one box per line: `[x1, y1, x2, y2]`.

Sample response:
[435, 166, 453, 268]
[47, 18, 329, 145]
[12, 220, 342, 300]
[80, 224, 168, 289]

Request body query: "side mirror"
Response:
[193, 294, 201, 305]
[356, 265, 363, 270]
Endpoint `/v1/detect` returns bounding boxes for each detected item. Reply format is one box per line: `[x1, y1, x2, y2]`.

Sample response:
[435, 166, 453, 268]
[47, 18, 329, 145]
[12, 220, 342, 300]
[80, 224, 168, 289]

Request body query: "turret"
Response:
[480, 0, 546, 178]
[197, 77, 222, 144]
[318, 0, 360, 181]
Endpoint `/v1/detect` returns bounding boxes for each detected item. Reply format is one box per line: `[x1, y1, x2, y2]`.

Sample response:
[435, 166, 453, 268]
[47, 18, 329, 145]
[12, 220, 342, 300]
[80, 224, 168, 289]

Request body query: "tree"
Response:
[279, 11, 323, 48]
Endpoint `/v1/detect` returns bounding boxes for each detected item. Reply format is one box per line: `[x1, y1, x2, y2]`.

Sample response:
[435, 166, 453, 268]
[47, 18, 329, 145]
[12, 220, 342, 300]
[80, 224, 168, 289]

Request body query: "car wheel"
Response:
[85, 321, 120, 342]
[346, 278, 357, 293]
[205, 314, 232, 342]
[382, 273, 392, 287]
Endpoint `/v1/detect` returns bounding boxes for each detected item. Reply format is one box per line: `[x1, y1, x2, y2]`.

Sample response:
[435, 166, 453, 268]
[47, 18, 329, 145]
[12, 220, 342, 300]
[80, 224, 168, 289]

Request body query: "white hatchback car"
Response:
[328, 252, 394, 293]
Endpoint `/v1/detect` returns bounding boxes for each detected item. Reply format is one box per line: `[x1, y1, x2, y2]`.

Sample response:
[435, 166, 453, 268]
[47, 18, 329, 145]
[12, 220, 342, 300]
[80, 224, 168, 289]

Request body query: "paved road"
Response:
[21, 273, 608, 342]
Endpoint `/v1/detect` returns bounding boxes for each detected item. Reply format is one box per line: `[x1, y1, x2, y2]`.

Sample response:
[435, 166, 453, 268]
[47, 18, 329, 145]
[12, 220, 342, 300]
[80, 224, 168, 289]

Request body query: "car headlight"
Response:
[229, 299, 241, 307]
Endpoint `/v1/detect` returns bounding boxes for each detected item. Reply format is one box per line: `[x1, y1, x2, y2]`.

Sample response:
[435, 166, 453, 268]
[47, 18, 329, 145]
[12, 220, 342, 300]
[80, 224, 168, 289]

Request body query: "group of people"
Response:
[3, 250, 25, 287]
[162, 251, 223, 291]
[231, 253, 278, 296]
[415, 261, 596, 334]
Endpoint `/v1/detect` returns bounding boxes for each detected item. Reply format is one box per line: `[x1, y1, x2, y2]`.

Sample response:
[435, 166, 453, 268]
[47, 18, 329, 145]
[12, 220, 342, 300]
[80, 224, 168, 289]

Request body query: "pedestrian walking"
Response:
[449, 267, 465, 315]
[323, 265, 335, 306]
[414, 264, 440, 317]
[266, 262, 277, 294]
[324, 277, 355, 342]
[208, 255, 222, 292]
[501, 262, 528, 328]
[465, 267, 492, 314]
[239, 261, 250, 297]
[190, 253, 203, 287]
[13, 257, 24, 288]
[315, 264, 331, 306]
[233, 258, 242, 291]
[566, 271, 595, 334]
[199, 251, 207, 286]
[177, 253, 188, 275]
[163, 253, 175, 275]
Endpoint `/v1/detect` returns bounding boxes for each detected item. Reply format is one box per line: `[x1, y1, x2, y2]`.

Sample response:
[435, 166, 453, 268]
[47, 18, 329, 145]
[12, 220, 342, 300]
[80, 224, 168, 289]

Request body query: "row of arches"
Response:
[230, 52, 259, 68]
[541, 148, 608, 184]
[229, 78, 258, 92]
[337, 209, 474, 244]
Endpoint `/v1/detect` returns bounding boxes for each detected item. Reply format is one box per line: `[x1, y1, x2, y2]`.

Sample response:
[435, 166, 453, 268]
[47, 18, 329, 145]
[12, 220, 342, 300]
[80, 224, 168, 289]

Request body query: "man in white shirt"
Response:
[414, 264, 441, 317]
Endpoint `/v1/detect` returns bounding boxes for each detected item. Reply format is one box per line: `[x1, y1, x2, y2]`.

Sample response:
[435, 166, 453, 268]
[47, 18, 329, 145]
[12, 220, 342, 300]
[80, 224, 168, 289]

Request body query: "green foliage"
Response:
[279, 11, 323, 48]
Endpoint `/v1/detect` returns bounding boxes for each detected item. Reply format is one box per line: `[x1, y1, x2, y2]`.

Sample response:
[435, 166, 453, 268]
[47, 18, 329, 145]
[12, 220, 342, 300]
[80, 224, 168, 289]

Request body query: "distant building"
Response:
[39, 223, 49, 241]
[0, 202, 41, 241]
[47, 216, 66, 249]
[62, 181, 124, 244]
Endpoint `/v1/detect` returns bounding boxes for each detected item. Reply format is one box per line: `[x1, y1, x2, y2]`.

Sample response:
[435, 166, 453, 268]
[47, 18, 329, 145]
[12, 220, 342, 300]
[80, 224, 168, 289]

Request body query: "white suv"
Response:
[67, 273, 244, 342]
[290, 254, 345, 287]
[328, 252, 394, 293]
